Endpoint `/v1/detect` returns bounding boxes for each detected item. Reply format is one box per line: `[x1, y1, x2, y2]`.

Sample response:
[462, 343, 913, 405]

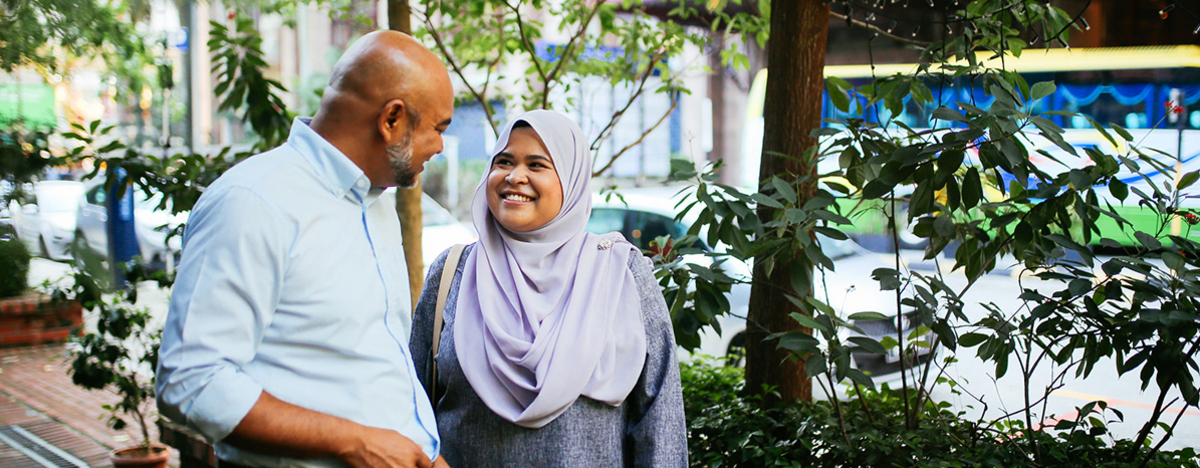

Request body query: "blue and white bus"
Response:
[742, 45, 1200, 248]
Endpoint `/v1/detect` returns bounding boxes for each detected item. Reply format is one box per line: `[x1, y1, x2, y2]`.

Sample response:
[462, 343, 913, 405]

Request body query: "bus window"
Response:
[1061, 84, 1153, 129]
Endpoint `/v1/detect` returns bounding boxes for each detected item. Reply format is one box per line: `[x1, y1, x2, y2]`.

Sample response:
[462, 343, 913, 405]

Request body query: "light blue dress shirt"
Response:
[156, 118, 439, 467]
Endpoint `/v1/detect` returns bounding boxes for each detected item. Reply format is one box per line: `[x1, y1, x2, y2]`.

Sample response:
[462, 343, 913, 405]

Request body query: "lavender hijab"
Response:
[454, 110, 647, 428]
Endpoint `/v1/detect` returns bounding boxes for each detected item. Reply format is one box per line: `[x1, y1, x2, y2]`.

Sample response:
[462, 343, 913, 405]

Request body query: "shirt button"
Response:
[357, 179, 366, 188]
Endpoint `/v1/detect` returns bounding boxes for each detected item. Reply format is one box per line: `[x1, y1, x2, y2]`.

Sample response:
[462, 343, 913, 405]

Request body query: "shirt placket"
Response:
[357, 184, 441, 457]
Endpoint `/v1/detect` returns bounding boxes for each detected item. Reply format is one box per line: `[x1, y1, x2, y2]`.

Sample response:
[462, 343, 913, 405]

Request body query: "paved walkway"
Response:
[0, 343, 176, 467]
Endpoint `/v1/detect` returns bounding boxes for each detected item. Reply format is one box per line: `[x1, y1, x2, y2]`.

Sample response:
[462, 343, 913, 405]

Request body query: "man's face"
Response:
[387, 130, 417, 188]
[388, 81, 454, 186]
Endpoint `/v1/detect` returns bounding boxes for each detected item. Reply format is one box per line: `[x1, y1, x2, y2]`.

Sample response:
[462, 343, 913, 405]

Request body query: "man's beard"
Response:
[387, 134, 418, 189]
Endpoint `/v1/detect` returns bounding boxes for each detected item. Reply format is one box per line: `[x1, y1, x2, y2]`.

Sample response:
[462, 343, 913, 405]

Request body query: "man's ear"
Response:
[378, 98, 409, 144]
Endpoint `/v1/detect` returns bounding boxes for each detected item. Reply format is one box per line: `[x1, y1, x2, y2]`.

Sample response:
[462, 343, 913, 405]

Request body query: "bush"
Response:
[680, 358, 1200, 468]
[0, 224, 30, 298]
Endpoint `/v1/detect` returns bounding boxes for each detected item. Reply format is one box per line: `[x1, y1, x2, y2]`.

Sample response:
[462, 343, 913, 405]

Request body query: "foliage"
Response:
[0, 127, 57, 204]
[209, 16, 294, 152]
[0, 0, 137, 73]
[413, 0, 742, 176]
[0, 224, 30, 299]
[0, 0, 157, 106]
[681, 358, 1200, 468]
[60, 266, 161, 449]
[659, 0, 1200, 461]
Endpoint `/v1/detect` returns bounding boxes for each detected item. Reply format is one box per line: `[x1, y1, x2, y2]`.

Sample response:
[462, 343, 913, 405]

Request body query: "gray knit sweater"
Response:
[409, 243, 688, 468]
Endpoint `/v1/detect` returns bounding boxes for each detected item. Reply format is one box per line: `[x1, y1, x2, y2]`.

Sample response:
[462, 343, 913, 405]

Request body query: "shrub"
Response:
[0, 224, 30, 298]
[681, 358, 1200, 468]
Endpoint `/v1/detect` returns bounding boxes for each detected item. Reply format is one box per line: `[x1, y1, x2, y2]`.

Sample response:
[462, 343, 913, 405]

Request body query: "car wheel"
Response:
[72, 231, 110, 274]
[725, 333, 746, 368]
[38, 237, 50, 258]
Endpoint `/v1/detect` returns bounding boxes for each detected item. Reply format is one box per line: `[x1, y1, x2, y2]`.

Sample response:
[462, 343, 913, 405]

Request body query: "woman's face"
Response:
[486, 126, 564, 232]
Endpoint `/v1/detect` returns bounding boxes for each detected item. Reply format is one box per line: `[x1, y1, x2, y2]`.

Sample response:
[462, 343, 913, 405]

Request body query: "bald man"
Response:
[156, 31, 454, 468]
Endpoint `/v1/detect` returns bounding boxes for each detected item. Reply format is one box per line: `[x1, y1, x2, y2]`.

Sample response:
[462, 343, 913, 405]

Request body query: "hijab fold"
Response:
[453, 110, 647, 428]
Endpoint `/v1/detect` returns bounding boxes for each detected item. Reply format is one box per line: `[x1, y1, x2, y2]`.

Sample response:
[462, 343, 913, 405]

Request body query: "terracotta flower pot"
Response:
[110, 444, 171, 468]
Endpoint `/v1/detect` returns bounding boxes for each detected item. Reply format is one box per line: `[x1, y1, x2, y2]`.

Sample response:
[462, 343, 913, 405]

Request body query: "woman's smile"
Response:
[486, 126, 564, 232]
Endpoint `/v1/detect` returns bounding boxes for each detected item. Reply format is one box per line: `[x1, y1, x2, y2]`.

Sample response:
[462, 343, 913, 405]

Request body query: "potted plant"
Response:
[66, 285, 169, 467]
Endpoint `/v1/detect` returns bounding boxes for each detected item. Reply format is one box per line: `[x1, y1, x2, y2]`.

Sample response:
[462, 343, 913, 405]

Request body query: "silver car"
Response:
[11, 181, 84, 261]
[74, 181, 186, 271]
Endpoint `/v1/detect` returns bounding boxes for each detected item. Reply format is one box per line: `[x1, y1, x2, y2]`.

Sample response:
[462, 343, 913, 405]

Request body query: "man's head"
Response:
[311, 30, 454, 188]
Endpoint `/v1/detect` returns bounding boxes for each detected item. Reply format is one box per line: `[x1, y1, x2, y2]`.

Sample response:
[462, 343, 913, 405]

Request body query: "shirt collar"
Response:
[287, 117, 373, 202]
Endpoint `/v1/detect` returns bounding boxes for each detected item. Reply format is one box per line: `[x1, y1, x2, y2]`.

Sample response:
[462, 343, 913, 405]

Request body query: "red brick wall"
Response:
[0, 295, 83, 347]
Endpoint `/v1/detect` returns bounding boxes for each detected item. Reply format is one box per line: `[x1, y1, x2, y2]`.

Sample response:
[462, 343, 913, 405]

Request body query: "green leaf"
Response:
[848, 312, 889, 321]
[932, 106, 969, 123]
[805, 354, 828, 376]
[871, 268, 901, 291]
[1109, 179, 1128, 202]
[771, 177, 797, 204]
[778, 332, 821, 354]
[1030, 81, 1056, 100]
[1178, 170, 1199, 191]
[813, 226, 848, 240]
[959, 332, 987, 347]
[1162, 251, 1187, 272]
[827, 83, 850, 113]
[962, 167, 982, 209]
[1111, 124, 1134, 142]
[751, 193, 784, 209]
[848, 336, 887, 354]
[789, 312, 827, 332]
[1134, 231, 1162, 251]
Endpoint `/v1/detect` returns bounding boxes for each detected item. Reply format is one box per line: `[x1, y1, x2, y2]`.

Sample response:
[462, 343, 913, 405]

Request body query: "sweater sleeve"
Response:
[625, 254, 689, 467]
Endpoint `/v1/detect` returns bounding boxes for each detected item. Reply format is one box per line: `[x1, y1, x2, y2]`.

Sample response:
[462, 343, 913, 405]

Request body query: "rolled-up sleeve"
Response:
[156, 185, 291, 443]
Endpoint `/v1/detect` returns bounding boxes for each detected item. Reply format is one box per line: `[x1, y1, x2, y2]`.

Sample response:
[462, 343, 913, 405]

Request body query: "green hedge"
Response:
[0, 224, 30, 298]
[681, 358, 1199, 468]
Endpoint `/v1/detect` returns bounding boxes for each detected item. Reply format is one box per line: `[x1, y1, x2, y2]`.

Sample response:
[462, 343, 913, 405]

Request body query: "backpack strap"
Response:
[428, 244, 466, 404]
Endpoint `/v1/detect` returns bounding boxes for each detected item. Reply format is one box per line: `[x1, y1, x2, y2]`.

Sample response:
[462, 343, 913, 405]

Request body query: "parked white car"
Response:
[380, 188, 478, 276]
[11, 181, 84, 261]
[74, 181, 187, 271]
[587, 187, 934, 375]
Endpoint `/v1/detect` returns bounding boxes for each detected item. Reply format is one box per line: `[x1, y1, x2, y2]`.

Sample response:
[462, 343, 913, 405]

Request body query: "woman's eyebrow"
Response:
[526, 154, 553, 164]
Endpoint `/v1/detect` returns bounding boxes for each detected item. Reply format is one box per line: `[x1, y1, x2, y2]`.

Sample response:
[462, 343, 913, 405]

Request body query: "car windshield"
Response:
[822, 237, 859, 260]
[35, 184, 82, 213]
[421, 195, 458, 227]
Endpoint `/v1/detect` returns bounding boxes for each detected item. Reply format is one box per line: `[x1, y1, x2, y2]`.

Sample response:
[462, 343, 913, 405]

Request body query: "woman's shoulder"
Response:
[430, 242, 477, 275]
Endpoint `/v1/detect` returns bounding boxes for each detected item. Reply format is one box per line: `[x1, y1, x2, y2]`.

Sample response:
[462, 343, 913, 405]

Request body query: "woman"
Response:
[409, 109, 687, 467]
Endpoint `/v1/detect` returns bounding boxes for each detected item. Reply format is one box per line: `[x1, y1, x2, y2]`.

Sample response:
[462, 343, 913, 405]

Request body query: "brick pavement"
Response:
[0, 343, 178, 467]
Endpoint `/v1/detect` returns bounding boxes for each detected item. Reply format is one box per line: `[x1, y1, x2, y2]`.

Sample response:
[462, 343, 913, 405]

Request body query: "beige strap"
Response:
[428, 244, 465, 403]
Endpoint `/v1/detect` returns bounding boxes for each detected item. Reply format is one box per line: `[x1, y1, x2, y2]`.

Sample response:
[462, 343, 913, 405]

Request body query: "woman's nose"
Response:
[506, 167, 528, 183]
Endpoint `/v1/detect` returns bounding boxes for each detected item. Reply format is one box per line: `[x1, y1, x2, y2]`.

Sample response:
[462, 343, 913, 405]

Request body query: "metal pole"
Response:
[1170, 88, 1186, 237]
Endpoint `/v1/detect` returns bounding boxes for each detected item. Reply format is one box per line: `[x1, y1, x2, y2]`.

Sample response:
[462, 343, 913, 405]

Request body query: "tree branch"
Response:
[589, 49, 667, 153]
[418, 3, 499, 136]
[504, 0, 550, 97]
[541, 0, 605, 108]
[591, 98, 678, 178]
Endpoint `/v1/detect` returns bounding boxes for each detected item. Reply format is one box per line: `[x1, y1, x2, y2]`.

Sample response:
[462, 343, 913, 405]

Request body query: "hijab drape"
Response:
[453, 109, 647, 428]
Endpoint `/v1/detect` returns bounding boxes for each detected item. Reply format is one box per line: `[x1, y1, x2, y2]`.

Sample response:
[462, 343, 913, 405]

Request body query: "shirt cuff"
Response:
[186, 366, 264, 443]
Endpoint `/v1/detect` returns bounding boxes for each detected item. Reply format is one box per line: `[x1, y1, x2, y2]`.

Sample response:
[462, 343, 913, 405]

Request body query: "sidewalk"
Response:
[0, 343, 173, 467]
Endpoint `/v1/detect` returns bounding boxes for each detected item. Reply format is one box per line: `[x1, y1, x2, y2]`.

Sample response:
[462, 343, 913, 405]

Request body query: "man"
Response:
[156, 31, 454, 468]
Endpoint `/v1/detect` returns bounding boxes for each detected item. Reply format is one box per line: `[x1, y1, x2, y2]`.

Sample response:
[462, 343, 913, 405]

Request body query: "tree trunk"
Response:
[388, 0, 424, 309]
[744, 0, 829, 405]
